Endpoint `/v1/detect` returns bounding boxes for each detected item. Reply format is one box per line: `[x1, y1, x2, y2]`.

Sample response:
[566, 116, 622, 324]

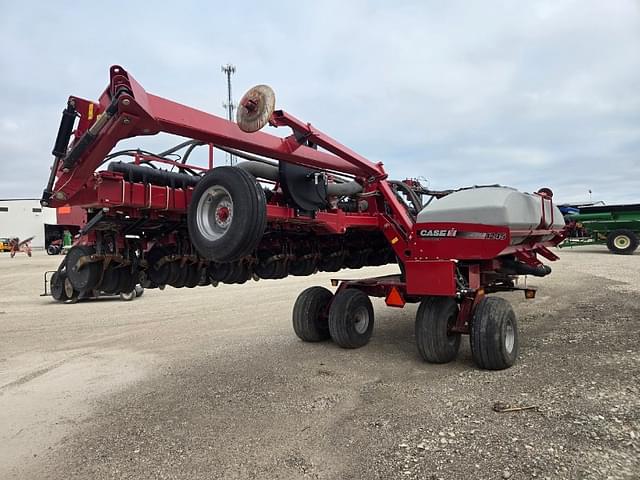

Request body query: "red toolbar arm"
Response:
[48, 66, 372, 205]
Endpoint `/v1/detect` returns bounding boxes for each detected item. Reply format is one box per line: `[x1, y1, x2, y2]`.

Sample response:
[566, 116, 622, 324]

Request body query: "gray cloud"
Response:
[0, 0, 638, 204]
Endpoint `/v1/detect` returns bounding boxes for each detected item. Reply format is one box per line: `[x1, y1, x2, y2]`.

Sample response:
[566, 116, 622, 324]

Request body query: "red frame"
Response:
[44, 65, 566, 310]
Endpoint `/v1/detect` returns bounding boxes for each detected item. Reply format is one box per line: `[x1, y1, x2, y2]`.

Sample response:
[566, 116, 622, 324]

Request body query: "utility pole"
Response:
[221, 64, 236, 165]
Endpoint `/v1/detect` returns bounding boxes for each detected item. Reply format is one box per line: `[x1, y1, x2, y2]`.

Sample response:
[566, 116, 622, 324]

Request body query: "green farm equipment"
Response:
[561, 204, 640, 255]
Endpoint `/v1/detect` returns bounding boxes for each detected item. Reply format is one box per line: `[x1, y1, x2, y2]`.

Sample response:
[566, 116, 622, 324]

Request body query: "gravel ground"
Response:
[0, 247, 638, 479]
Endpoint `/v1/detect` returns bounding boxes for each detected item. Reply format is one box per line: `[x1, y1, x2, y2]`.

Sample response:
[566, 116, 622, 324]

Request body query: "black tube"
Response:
[107, 162, 200, 189]
[236, 160, 363, 196]
[158, 139, 200, 157]
[236, 161, 279, 181]
[182, 141, 204, 164]
[217, 145, 278, 167]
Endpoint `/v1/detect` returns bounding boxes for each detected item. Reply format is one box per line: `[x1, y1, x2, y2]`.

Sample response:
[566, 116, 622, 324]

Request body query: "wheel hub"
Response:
[353, 307, 370, 334]
[215, 202, 232, 227]
[196, 185, 234, 241]
[505, 320, 515, 353]
[614, 235, 630, 249]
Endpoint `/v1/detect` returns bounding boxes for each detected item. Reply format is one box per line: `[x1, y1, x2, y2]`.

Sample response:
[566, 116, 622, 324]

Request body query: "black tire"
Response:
[119, 290, 136, 301]
[470, 296, 519, 370]
[47, 245, 59, 255]
[292, 287, 333, 342]
[606, 229, 639, 255]
[415, 296, 461, 363]
[328, 289, 374, 348]
[100, 266, 121, 294]
[187, 166, 267, 262]
[51, 272, 68, 301]
[64, 277, 79, 303]
[118, 267, 138, 294]
[66, 245, 100, 292]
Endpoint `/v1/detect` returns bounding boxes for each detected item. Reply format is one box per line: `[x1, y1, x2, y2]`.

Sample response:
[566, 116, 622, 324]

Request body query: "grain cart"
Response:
[41, 66, 566, 369]
[561, 204, 640, 255]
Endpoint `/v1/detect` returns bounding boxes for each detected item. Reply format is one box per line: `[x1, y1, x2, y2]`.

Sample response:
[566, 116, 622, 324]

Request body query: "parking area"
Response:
[0, 248, 638, 479]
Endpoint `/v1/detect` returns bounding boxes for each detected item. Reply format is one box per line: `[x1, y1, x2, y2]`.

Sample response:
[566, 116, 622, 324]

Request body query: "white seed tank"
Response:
[416, 186, 565, 245]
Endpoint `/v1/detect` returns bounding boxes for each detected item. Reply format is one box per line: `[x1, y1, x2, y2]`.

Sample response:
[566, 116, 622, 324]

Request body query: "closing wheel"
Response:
[64, 277, 79, 303]
[606, 229, 639, 255]
[470, 296, 519, 370]
[293, 286, 333, 342]
[187, 166, 267, 262]
[328, 289, 374, 348]
[119, 290, 136, 301]
[50, 272, 68, 301]
[66, 245, 100, 292]
[415, 296, 461, 363]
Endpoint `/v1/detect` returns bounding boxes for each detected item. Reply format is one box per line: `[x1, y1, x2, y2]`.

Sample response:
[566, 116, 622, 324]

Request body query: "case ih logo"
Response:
[418, 229, 507, 240]
[419, 228, 458, 238]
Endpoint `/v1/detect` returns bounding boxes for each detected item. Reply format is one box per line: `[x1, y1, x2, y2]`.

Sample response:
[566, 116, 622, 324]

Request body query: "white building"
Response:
[0, 199, 57, 249]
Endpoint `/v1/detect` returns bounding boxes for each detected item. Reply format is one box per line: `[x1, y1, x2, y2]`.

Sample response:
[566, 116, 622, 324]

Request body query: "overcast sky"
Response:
[1, 1, 638, 204]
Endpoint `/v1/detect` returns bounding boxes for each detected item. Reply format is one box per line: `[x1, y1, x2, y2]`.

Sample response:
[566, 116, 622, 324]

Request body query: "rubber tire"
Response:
[328, 289, 375, 349]
[119, 290, 136, 301]
[470, 296, 519, 370]
[187, 166, 267, 262]
[100, 266, 121, 294]
[51, 272, 68, 301]
[415, 296, 461, 363]
[606, 229, 639, 255]
[64, 277, 79, 303]
[118, 267, 138, 294]
[47, 245, 60, 255]
[66, 245, 100, 292]
[292, 287, 333, 342]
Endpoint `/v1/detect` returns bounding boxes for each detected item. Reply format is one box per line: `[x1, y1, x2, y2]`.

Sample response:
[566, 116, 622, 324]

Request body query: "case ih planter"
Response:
[42, 66, 566, 369]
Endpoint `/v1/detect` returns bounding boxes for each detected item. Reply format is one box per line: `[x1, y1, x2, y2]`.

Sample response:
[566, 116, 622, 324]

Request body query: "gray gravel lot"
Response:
[0, 247, 638, 479]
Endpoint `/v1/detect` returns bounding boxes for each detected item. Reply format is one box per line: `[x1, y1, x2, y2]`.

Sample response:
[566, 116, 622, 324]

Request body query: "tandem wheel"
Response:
[415, 295, 519, 370]
[328, 288, 375, 348]
[292, 287, 375, 348]
[470, 296, 519, 370]
[292, 286, 333, 342]
[415, 296, 461, 363]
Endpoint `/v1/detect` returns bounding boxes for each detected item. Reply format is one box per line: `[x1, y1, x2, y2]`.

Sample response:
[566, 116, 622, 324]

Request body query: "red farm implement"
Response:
[42, 66, 566, 369]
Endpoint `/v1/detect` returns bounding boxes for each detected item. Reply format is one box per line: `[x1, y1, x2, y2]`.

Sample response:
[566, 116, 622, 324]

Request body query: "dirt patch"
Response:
[0, 248, 638, 479]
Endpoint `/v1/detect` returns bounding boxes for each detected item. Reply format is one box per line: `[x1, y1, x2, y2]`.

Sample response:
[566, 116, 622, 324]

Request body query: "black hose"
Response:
[182, 141, 205, 164]
[158, 139, 199, 157]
